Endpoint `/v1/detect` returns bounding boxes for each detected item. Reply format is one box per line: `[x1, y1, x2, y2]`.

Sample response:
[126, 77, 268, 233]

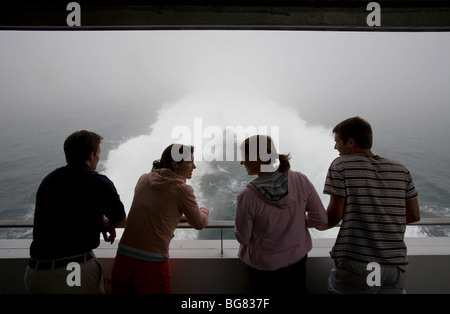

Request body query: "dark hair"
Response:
[152, 144, 195, 172]
[64, 130, 103, 164]
[333, 116, 373, 149]
[242, 135, 291, 173]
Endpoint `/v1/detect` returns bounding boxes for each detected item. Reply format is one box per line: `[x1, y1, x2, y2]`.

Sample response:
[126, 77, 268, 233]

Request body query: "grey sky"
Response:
[2, 30, 450, 128]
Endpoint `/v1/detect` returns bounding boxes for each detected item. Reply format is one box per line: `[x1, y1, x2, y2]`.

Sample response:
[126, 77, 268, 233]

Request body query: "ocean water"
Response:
[1, 30, 449, 240]
[1, 100, 449, 240]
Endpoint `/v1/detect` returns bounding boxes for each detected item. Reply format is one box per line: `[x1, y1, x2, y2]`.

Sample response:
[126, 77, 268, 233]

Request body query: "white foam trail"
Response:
[104, 91, 340, 238]
[107, 91, 427, 239]
[105, 92, 335, 196]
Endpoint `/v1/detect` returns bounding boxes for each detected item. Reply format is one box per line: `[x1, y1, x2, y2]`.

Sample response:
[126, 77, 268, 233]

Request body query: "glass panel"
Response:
[1, 31, 449, 239]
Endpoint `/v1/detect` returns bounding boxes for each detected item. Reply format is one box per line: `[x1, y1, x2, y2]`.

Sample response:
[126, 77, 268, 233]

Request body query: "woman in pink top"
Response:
[235, 135, 327, 294]
[111, 144, 209, 294]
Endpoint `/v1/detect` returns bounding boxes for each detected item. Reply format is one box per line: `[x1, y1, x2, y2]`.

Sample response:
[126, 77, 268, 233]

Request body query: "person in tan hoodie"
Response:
[111, 144, 209, 294]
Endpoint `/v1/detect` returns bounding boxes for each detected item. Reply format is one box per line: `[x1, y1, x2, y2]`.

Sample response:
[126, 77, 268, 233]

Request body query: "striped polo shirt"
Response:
[324, 154, 418, 265]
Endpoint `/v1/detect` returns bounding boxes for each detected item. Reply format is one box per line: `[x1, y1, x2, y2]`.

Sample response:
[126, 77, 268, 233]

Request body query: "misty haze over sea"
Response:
[1, 30, 449, 239]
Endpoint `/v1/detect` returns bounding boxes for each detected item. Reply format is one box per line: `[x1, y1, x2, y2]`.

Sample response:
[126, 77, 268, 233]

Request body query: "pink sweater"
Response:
[120, 169, 208, 257]
[235, 170, 327, 270]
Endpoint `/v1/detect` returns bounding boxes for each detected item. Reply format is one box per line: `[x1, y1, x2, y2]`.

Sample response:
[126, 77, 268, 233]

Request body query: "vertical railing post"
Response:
[220, 227, 223, 257]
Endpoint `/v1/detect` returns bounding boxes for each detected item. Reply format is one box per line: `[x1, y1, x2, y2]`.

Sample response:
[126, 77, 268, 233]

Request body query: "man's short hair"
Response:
[64, 130, 103, 164]
[333, 116, 373, 149]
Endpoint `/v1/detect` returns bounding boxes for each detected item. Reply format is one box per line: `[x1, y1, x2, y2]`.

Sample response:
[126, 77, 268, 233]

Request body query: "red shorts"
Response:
[111, 253, 171, 294]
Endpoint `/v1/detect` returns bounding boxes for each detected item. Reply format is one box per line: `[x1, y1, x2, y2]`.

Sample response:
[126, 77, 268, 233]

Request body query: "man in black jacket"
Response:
[24, 130, 126, 294]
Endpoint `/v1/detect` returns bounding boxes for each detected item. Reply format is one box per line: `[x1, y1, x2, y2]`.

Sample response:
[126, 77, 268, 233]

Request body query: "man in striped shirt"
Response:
[318, 116, 420, 293]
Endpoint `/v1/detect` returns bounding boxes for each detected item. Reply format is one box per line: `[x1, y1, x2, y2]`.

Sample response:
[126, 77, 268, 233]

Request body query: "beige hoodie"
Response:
[119, 168, 208, 257]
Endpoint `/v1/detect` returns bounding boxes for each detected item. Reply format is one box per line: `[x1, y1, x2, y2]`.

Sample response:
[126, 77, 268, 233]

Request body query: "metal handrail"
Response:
[2, 218, 450, 228]
[2, 218, 450, 257]
[0, 219, 236, 256]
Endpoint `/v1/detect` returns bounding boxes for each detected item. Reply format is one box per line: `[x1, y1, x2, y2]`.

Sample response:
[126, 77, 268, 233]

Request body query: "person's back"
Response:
[235, 135, 327, 294]
[236, 170, 327, 270]
[318, 116, 420, 294]
[111, 144, 209, 294]
[324, 154, 418, 265]
[30, 163, 125, 260]
[119, 168, 207, 256]
[25, 130, 126, 294]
